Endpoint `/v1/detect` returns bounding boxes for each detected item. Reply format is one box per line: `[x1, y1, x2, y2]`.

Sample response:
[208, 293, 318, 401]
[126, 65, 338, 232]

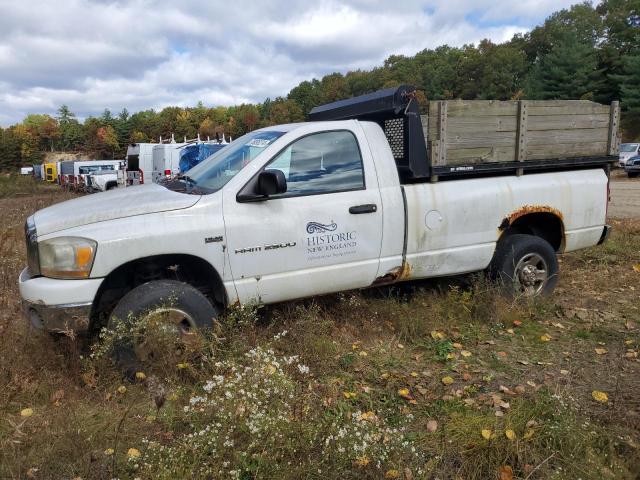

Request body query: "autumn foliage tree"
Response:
[1, 0, 639, 171]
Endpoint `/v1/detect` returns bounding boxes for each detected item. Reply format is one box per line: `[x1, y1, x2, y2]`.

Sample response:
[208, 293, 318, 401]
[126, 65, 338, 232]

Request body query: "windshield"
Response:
[620, 144, 639, 152]
[184, 130, 285, 193]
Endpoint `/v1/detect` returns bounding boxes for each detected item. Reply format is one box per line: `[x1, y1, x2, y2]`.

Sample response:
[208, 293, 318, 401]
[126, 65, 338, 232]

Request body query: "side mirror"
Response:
[256, 169, 287, 196]
[237, 169, 287, 202]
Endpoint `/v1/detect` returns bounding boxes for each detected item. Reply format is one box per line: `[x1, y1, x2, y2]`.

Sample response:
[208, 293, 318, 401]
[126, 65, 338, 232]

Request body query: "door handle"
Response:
[349, 204, 377, 214]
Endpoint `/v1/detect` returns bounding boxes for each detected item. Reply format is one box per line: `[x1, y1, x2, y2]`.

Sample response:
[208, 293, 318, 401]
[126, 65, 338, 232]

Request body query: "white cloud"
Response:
[0, 0, 580, 126]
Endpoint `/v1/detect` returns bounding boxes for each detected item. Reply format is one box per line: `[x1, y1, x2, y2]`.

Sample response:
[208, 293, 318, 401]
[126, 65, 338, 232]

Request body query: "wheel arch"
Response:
[90, 253, 226, 334]
[498, 208, 565, 252]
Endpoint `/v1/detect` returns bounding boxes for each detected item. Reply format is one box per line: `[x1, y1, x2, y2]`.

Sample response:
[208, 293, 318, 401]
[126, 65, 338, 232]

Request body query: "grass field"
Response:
[1, 177, 639, 479]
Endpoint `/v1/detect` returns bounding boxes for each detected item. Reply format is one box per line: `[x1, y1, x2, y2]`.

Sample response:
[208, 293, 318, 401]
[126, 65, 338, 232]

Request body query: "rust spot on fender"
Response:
[371, 261, 412, 286]
[499, 205, 564, 231]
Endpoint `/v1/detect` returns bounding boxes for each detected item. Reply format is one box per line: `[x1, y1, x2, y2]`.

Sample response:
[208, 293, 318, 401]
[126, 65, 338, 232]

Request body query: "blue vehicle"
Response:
[179, 143, 228, 173]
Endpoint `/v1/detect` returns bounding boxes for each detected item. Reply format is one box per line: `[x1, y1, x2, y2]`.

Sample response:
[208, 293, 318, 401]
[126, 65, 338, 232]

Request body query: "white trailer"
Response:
[125, 143, 156, 185]
[151, 143, 186, 183]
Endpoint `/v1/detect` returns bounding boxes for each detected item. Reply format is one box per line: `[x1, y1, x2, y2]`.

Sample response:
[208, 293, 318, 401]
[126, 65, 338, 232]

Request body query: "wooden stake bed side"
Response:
[424, 99, 620, 167]
[307, 85, 620, 181]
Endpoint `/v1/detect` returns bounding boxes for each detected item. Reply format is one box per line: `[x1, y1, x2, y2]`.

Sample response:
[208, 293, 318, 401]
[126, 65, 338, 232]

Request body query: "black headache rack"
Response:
[307, 85, 617, 182]
[308, 85, 430, 179]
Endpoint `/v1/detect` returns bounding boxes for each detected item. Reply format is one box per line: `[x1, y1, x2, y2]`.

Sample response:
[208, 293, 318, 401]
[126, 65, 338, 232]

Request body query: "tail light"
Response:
[140, 170, 144, 184]
[164, 169, 171, 178]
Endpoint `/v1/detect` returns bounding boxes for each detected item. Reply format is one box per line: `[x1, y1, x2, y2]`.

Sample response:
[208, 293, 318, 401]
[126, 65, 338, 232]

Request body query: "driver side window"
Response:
[266, 130, 364, 198]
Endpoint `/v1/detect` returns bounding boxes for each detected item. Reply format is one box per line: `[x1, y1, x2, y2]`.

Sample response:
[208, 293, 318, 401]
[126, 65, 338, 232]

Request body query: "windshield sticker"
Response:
[247, 138, 272, 148]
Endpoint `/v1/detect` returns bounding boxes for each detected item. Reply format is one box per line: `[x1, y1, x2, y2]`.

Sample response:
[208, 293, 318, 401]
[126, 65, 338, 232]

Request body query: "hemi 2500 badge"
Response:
[235, 242, 296, 254]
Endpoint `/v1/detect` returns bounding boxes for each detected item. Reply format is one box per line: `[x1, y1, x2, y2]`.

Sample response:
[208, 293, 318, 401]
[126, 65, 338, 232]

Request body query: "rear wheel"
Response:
[628, 172, 638, 178]
[490, 234, 559, 297]
[108, 280, 218, 378]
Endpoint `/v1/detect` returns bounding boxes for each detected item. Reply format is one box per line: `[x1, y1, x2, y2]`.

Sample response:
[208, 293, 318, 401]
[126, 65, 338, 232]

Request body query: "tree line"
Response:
[0, 0, 638, 170]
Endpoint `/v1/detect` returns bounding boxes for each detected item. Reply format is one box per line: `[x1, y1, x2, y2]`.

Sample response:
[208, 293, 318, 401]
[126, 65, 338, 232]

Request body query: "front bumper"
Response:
[18, 267, 103, 333]
[22, 299, 92, 332]
[624, 165, 640, 173]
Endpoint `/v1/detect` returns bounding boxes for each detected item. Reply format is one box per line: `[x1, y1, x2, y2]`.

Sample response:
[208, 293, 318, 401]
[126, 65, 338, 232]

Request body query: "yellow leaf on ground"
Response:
[481, 429, 493, 440]
[441, 376, 454, 385]
[461, 350, 472, 357]
[127, 448, 141, 458]
[595, 348, 607, 355]
[354, 456, 370, 467]
[632, 264, 640, 273]
[176, 362, 190, 370]
[540, 334, 552, 342]
[343, 391, 357, 399]
[385, 470, 400, 479]
[505, 429, 516, 440]
[358, 411, 376, 421]
[431, 330, 445, 340]
[20, 408, 33, 417]
[592, 390, 609, 403]
[452, 342, 463, 349]
[398, 388, 411, 399]
[135, 371, 146, 380]
[117, 386, 127, 394]
[104, 448, 114, 456]
[523, 428, 535, 439]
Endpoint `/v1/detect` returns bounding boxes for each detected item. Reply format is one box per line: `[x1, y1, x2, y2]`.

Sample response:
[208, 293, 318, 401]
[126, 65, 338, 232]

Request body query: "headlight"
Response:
[38, 237, 97, 279]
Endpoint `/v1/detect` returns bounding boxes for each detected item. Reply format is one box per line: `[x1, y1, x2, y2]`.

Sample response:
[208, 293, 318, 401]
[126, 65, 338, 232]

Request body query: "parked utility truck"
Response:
[19, 86, 618, 371]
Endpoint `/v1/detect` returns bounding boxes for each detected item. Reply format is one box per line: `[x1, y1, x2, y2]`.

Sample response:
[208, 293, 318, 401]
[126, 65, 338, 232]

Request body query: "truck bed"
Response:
[309, 85, 620, 181]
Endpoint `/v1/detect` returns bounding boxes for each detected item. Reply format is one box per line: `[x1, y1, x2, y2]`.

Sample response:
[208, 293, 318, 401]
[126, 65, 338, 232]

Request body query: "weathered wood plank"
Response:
[527, 127, 609, 146]
[528, 103, 610, 116]
[527, 114, 610, 130]
[428, 116, 518, 138]
[444, 146, 517, 164]
[607, 101, 620, 155]
[436, 100, 518, 116]
[526, 142, 608, 159]
[445, 131, 517, 147]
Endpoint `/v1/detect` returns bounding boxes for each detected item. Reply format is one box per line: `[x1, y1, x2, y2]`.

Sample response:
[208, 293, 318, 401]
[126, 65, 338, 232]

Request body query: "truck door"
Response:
[223, 128, 383, 304]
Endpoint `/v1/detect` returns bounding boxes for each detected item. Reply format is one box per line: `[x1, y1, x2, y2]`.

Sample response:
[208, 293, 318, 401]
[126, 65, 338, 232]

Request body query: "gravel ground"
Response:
[609, 170, 640, 219]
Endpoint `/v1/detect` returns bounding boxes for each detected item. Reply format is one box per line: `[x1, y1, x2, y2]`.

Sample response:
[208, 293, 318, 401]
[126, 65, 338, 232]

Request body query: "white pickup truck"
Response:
[19, 86, 615, 366]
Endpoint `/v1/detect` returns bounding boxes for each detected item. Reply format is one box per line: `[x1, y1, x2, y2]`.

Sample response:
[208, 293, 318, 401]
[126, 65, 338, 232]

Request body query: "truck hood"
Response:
[34, 184, 201, 236]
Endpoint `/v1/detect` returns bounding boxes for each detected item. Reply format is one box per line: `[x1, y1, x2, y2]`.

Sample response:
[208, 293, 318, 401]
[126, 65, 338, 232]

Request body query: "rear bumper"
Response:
[18, 267, 102, 333]
[598, 225, 612, 245]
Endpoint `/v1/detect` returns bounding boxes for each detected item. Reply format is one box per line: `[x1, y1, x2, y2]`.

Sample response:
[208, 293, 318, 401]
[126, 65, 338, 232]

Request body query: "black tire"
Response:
[108, 280, 218, 378]
[628, 172, 638, 178]
[489, 234, 559, 297]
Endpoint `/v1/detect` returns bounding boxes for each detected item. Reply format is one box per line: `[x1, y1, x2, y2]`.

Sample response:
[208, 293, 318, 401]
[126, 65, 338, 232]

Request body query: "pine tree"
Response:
[526, 32, 604, 99]
[614, 51, 640, 137]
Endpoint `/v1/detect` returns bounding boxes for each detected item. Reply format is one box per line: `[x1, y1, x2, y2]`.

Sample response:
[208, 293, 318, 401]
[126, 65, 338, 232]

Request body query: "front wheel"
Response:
[628, 172, 638, 178]
[108, 280, 218, 378]
[489, 234, 559, 297]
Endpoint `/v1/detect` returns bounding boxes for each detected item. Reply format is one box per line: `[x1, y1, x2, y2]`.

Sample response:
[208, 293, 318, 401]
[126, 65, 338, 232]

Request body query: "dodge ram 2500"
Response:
[18, 86, 614, 370]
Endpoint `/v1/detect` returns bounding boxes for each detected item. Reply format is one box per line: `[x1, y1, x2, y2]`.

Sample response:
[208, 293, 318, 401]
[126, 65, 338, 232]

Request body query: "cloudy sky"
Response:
[0, 0, 579, 126]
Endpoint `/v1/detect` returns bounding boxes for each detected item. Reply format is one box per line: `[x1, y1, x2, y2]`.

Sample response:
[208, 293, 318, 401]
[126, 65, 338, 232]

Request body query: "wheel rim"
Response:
[513, 253, 549, 296]
[134, 307, 198, 362]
